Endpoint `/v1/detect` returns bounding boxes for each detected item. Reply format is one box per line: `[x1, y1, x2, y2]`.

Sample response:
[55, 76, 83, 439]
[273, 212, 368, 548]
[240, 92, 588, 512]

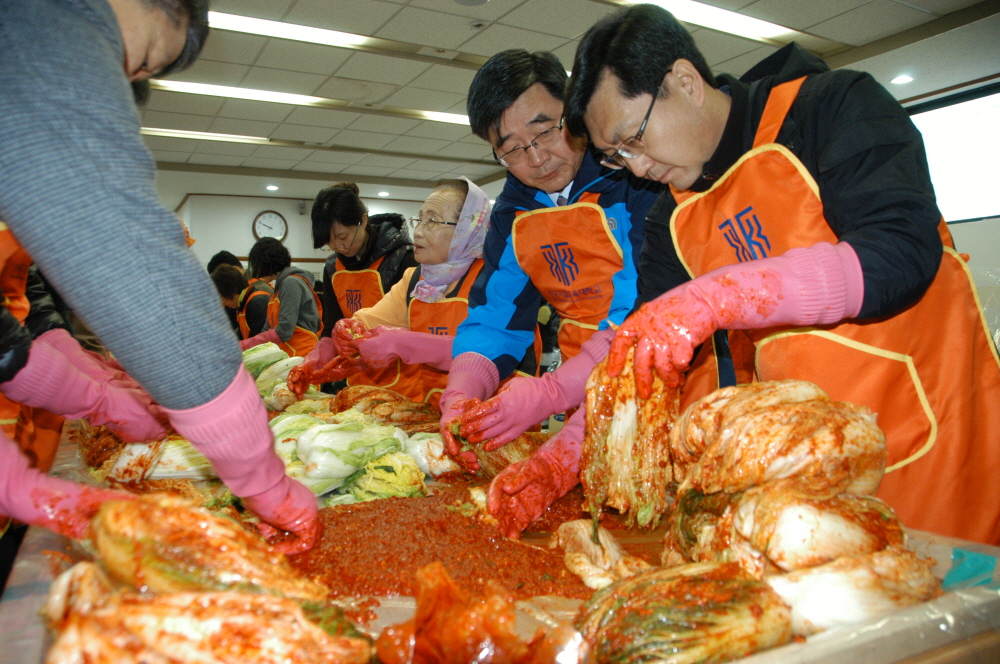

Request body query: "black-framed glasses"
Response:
[600, 71, 669, 170]
[409, 216, 458, 232]
[494, 119, 565, 168]
[321, 223, 361, 253]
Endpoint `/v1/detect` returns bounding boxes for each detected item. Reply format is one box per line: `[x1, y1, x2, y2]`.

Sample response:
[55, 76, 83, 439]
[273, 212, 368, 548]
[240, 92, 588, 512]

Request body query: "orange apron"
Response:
[670, 77, 1000, 544]
[236, 278, 273, 340]
[266, 274, 323, 357]
[511, 193, 623, 360]
[334, 256, 421, 391]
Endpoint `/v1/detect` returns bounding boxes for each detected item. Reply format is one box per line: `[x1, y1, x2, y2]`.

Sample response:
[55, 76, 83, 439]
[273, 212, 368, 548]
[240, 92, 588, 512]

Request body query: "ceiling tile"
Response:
[196, 32, 268, 66]
[251, 144, 315, 160]
[313, 77, 399, 104]
[284, 107, 362, 128]
[284, 0, 402, 36]
[240, 157, 304, 170]
[240, 67, 329, 95]
[143, 111, 214, 132]
[692, 29, 765, 67]
[808, 0, 935, 46]
[293, 161, 348, 174]
[741, 0, 870, 31]
[434, 142, 493, 160]
[381, 135, 452, 154]
[342, 165, 397, 177]
[386, 168, 445, 181]
[193, 141, 259, 157]
[146, 90, 224, 116]
[446, 98, 470, 113]
[408, 65, 477, 95]
[186, 153, 247, 167]
[409, 0, 529, 22]
[254, 40, 354, 76]
[458, 24, 567, 58]
[406, 121, 474, 141]
[269, 124, 339, 143]
[698, 0, 757, 9]
[355, 155, 418, 169]
[150, 150, 191, 163]
[408, 158, 469, 172]
[382, 87, 466, 113]
[713, 45, 779, 77]
[500, 0, 618, 39]
[445, 163, 505, 178]
[208, 117, 278, 137]
[347, 114, 422, 134]
[143, 135, 199, 152]
[166, 60, 249, 87]
[329, 129, 397, 150]
[375, 7, 485, 49]
[218, 98, 295, 122]
[550, 40, 580, 70]
[302, 150, 368, 165]
[896, 0, 980, 15]
[336, 52, 431, 86]
[210, 0, 293, 20]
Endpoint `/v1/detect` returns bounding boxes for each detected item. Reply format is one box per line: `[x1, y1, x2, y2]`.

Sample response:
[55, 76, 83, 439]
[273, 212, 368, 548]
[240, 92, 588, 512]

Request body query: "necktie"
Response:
[557, 195, 568, 207]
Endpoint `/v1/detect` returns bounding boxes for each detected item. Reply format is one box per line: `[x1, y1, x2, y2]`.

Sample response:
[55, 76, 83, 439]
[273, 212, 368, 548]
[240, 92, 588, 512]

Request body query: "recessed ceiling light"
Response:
[266, 185, 279, 191]
[489, 200, 495, 205]
[891, 74, 914, 85]
[378, 191, 390, 197]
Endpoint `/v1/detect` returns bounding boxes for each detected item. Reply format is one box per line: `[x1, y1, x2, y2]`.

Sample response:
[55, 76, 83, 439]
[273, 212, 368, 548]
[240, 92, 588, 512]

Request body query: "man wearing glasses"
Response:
[438, 49, 660, 538]
[562, 4, 1000, 545]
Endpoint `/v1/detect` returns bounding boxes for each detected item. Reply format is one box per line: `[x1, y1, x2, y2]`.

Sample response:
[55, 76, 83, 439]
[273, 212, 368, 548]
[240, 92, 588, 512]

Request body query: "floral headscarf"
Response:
[411, 177, 491, 303]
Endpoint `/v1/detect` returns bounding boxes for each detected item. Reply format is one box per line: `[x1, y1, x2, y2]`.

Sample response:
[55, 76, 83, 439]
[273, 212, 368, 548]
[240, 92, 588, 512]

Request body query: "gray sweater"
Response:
[0, 0, 240, 409]
[264, 267, 321, 341]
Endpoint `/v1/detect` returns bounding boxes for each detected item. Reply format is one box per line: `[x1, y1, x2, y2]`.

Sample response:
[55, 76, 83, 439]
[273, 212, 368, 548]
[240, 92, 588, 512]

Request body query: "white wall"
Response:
[177, 194, 423, 281]
[949, 217, 1000, 345]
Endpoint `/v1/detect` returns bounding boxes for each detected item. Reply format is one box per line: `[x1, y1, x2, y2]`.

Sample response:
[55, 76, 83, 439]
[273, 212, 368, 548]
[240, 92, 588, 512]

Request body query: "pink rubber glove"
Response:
[609, 242, 864, 398]
[0, 435, 134, 539]
[439, 352, 499, 472]
[163, 368, 318, 555]
[458, 329, 614, 449]
[238, 327, 280, 351]
[287, 337, 339, 399]
[333, 318, 368, 358]
[304, 336, 337, 367]
[357, 327, 454, 371]
[486, 408, 584, 539]
[0, 340, 168, 443]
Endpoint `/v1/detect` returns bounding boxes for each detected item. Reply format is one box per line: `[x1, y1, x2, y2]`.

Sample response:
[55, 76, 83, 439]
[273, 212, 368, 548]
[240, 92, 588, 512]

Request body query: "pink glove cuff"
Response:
[771, 241, 863, 326]
[361, 329, 454, 371]
[163, 368, 286, 500]
[305, 336, 337, 367]
[535, 408, 585, 493]
[1, 341, 88, 416]
[239, 328, 280, 350]
[579, 328, 615, 364]
[444, 352, 500, 404]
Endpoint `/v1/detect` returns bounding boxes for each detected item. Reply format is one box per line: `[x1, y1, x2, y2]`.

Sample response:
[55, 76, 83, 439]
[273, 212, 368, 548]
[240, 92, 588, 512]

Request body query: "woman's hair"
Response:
[248, 237, 291, 279]
[311, 182, 368, 249]
[210, 264, 248, 300]
[207, 250, 243, 274]
[432, 179, 470, 215]
[145, 0, 210, 78]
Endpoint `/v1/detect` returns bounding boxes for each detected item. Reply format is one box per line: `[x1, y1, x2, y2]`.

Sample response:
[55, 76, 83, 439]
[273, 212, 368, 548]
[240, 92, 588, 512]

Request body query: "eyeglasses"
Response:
[409, 216, 458, 232]
[494, 119, 565, 168]
[320, 223, 360, 253]
[600, 72, 669, 170]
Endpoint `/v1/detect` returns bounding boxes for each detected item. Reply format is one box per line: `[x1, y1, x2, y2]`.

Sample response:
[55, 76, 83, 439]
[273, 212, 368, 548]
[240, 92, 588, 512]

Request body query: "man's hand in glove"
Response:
[332, 318, 368, 358]
[438, 353, 500, 472]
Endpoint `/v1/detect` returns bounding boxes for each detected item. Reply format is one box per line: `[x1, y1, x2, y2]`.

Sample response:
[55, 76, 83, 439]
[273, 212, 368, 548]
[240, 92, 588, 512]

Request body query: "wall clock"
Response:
[252, 210, 288, 242]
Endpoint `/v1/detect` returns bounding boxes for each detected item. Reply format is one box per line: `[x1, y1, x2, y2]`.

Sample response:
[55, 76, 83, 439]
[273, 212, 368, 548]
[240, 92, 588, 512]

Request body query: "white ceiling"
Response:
[148, 0, 1000, 209]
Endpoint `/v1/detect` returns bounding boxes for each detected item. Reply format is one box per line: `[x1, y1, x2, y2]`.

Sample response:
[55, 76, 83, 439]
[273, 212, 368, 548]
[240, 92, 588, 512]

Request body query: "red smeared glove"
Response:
[486, 408, 584, 539]
[287, 337, 340, 399]
[163, 368, 318, 554]
[238, 327, 280, 351]
[0, 435, 133, 539]
[608, 242, 865, 398]
[457, 329, 614, 450]
[333, 318, 369, 358]
[438, 352, 499, 472]
[0, 339, 168, 443]
[357, 327, 454, 370]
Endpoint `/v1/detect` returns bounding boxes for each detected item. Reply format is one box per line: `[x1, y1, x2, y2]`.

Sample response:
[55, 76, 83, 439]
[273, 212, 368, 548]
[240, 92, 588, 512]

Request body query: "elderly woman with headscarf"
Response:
[290, 178, 527, 408]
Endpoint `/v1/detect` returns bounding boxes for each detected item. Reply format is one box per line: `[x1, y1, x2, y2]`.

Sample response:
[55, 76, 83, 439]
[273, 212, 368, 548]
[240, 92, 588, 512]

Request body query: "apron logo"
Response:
[346, 289, 363, 314]
[718, 206, 771, 262]
[428, 326, 449, 335]
[541, 242, 580, 286]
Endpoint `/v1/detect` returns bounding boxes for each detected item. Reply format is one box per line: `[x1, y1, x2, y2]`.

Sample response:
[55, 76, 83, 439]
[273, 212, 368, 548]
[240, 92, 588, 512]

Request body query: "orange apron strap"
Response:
[752, 77, 807, 148]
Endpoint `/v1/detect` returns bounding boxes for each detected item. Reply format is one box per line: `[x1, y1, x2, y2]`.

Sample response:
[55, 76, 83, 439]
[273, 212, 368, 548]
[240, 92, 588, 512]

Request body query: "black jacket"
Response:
[638, 43, 943, 320]
[320, 213, 417, 336]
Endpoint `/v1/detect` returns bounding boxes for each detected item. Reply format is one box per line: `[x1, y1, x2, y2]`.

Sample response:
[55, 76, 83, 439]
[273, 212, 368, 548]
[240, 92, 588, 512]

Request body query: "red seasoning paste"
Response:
[288, 486, 593, 601]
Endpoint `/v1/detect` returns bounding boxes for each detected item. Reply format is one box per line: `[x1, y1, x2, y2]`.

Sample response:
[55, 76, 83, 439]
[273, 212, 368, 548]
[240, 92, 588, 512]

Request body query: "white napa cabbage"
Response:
[241, 343, 288, 378]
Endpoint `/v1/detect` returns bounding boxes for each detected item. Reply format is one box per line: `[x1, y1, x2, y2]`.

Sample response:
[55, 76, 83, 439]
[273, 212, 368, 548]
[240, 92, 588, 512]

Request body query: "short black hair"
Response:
[248, 237, 291, 279]
[467, 49, 567, 142]
[145, 0, 210, 78]
[311, 182, 367, 249]
[207, 250, 243, 274]
[210, 264, 247, 300]
[564, 4, 716, 136]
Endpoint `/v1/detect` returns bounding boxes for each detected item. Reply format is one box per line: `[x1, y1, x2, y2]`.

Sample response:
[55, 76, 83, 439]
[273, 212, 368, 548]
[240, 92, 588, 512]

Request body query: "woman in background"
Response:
[240, 238, 322, 357]
[210, 264, 273, 340]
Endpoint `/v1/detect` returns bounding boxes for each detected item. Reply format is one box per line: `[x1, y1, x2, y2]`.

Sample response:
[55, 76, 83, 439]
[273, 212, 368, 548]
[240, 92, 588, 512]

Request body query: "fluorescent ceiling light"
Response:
[622, 0, 800, 43]
[209, 12, 369, 48]
[378, 191, 390, 197]
[891, 74, 914, 85]
[149, 80, 469, 126]
[141, 127, 269, 144]
[266, 185, 279, 190]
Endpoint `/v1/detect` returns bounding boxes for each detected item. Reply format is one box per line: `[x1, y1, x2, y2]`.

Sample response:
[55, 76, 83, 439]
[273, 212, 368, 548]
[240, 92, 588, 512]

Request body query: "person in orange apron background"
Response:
[207, 251, 246, 336]
[434, 49, 661, 522]
[298, 182, 418, 392]
[240, 238, 322, 357]
[210, 264, 273, 340]
[562, 4, 1000, 545]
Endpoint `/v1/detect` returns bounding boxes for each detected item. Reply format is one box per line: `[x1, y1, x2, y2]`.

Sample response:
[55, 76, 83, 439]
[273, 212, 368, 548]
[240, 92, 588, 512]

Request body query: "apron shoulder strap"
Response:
[753, 76, 807, 148]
